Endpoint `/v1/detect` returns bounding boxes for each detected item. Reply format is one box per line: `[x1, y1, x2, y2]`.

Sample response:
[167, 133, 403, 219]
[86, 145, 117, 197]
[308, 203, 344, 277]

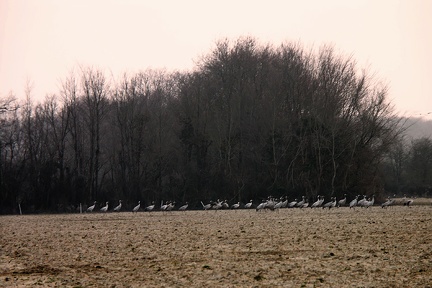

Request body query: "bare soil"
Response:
[1, 206, 431, 287]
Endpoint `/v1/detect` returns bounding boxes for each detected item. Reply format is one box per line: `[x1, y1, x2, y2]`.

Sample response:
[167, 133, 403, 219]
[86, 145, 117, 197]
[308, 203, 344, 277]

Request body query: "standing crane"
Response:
[113, 200, 122, 212]
[296, 196, 305, 208]
[145, 201, 155, 212]
[132, 201, 141, 213]
[323, 197, 336, 209]
[244, 200, 253, 209]
[201, 201, 212, 210]
[364, 195, 375, 208]
[288, 199, 297, 208]
[86, 201, 97, 212]
[256, 200, 267, 211]
[160, 200, 169, 211]
[281, 196, 288, 208]
[231, 202, 240, 209]
[337, 194, 347, 207]
[349, 195, 359, 209]
[311, 196, 323, 208]
[100, 202, 109, 213]
[357, 195, 369, 207]
[179, 202, 189, 211]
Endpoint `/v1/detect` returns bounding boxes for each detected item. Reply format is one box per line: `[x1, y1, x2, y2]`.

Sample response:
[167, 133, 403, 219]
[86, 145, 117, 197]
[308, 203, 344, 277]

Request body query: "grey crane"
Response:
[132, 201, 141, 212]
[179, 202, 189, 211]
[244, 200, 253, 209]
[349, 195, 359, 209]
[100, 202, 109, 213]
[337, 194, 347, 207]
[86, 201, 96, 212]
[113, 200, 122, 212]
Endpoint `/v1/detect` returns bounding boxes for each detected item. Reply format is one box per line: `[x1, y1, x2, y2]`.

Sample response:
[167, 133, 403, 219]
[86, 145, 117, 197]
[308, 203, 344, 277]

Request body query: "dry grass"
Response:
[1, 205, 431, 287]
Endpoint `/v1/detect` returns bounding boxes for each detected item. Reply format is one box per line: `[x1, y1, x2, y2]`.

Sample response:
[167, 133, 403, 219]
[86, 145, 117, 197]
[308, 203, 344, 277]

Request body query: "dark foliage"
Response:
[1, 38, 410, 213]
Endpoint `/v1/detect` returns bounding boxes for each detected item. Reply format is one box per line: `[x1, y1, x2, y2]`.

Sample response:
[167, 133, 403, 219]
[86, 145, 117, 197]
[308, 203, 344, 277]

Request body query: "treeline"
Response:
[1, 37, 427, 213]
[382, 135, 432, 197]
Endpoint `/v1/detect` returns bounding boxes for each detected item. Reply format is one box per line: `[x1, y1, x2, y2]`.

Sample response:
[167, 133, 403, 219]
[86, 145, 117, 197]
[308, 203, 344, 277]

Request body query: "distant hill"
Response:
[399, 117, 432, 140]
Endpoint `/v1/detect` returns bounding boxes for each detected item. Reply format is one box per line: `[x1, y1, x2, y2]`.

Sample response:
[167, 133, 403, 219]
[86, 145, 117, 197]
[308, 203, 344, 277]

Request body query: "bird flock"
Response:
[84, 194, 416, 213]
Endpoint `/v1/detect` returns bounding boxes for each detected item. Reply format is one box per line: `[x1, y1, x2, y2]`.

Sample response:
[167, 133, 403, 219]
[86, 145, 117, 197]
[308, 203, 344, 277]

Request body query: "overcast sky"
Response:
[1, 0, 431, 118]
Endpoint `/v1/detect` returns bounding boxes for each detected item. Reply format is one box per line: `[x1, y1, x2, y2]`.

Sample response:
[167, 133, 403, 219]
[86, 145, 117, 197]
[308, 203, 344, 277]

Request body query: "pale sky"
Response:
[1, 0, 431, 118]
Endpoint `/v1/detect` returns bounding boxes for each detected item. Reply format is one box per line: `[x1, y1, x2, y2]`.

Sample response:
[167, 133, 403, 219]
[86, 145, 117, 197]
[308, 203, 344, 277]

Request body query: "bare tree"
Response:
[80, 67, 110, 201]
[0, 93, 20, 210]
[112, 72, 150, 201]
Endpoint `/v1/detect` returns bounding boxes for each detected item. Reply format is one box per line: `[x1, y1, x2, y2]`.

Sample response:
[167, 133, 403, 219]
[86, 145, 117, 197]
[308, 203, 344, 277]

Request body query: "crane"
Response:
[296, 196, 305, 208]
[256, 200, 267, 211]
[231, 202, 240, 209]
[264, 197, 276, 210]
[364, 195, 375, 208]
[300, 199, 309, 209]
[311, 195, 323, 208]
[100, 202, 109, 213]
[132, 201, 140, 212]
[274, 200, 283, 210]
[160, 200, 169, 211]
[212, 199, 223, 210]
[244, 200, 253, 209]
[381, 198, 394, 208]
[337, 194, 347, 207]
[201, 201, 212, 210]
[179, 202, 189, 211]
[357, 195, 367, 207]
[323, 197, 336, 209]
[287, 199, 297, 208]
[349, 195, 359, 209]
[113, 200, 122, 212]
[166, 201, 175, 211]
[86, 201, 96, 212]
[145, 201, 155, 212]
[281, 196, 288, 208]
[222, 200, 229, 209]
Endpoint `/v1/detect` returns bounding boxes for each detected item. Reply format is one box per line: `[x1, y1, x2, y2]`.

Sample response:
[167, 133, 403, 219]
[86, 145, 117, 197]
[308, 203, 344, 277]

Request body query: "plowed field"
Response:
[1, 206, 431, 287]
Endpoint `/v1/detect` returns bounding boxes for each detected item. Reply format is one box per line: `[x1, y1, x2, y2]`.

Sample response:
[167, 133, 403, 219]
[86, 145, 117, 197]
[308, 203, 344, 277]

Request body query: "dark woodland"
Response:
[1, 38, 431, 213]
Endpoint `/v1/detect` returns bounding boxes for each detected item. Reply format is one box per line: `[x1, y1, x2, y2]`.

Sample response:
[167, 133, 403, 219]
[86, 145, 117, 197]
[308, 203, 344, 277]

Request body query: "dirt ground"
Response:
[1, 205, 431, 287]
